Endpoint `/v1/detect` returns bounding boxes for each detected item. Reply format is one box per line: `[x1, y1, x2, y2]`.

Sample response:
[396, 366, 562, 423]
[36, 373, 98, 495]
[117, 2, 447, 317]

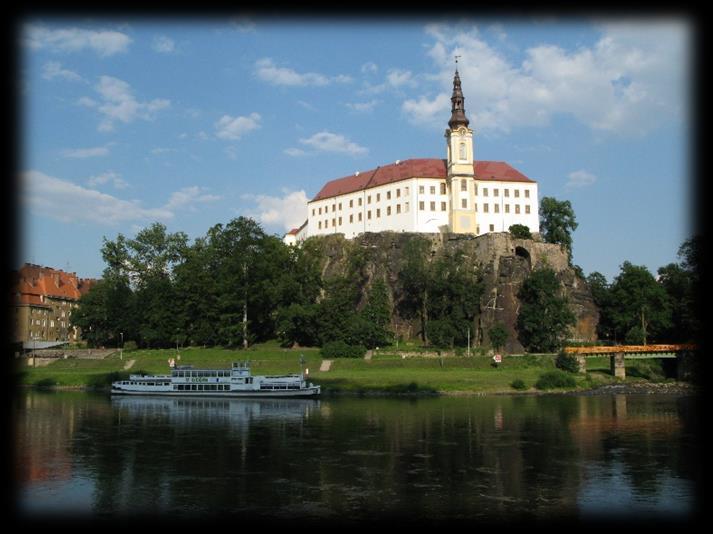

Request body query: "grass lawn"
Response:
[16, 342, 666, 394]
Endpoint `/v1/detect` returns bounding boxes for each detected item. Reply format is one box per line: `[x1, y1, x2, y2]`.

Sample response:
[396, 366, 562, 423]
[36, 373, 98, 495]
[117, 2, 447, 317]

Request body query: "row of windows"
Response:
[317, 203, 411, 229]
[480, 203, 532, 214]
[174, 384, 231, 391]
[313, 186, 412, 216]
[173, 370, 231, 378]
[313, 184, 533, 217]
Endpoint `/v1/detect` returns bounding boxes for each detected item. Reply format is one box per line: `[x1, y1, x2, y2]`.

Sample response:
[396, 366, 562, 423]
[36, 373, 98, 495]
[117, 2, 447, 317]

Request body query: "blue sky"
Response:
[19, 16, 692, 282]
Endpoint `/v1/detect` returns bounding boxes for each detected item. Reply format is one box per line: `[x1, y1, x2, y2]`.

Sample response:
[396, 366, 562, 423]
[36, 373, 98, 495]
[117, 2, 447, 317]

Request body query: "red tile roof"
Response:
[311, 158, 534, 201]
[11, 264, 99, 304]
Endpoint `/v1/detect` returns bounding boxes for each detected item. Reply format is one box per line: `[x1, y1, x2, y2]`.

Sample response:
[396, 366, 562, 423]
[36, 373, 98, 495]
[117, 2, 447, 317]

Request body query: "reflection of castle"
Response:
[111, 396, 320, 426]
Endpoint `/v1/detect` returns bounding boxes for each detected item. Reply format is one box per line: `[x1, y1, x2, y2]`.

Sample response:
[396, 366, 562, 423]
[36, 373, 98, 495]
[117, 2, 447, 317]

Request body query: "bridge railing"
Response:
[563, 344, 697, 355]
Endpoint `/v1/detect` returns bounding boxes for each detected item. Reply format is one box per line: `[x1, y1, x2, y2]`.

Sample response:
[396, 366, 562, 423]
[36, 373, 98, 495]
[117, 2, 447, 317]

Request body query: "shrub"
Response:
[123, 340, 138, 351]
[535, 370, 577, 390]
[320, 341, 367, 359]
[555, 352, 580, 373]
[509, 224, 532, 240]
[511, 378, 527, 390]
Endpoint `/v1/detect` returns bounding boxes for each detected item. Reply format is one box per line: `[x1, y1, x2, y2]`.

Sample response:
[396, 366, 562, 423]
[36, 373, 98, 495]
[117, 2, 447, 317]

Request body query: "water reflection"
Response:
[15, 391, 700, 523]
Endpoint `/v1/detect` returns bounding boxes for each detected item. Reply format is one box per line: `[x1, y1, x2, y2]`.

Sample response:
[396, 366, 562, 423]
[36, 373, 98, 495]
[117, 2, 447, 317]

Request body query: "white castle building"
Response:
[284, 68, 539, 245]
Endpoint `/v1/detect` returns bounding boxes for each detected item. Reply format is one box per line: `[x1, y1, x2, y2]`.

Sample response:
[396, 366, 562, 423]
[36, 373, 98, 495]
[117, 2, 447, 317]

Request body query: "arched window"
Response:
[459, 142, 467, 160]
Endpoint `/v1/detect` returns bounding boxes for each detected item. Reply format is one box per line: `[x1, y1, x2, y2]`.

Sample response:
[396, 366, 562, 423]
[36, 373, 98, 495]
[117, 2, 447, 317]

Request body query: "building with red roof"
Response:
[286, 67, 539, 243]
[10, 263, 98, 344]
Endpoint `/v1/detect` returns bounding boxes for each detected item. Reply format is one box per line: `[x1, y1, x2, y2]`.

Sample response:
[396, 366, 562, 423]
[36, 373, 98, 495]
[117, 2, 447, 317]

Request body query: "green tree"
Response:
[398, 237, 433, 342]
[516, 267, 576, 352]
[539, 197, 578, 262]
[586, 271, 616, 341]
[608, 261, 672, 345]
[509, 224, 532, 240]
[488, 322, 509, 352]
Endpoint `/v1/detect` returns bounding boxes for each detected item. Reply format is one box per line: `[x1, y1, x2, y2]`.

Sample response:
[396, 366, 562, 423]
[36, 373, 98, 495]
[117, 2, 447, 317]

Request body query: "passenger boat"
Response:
[111, 361, 320, 398]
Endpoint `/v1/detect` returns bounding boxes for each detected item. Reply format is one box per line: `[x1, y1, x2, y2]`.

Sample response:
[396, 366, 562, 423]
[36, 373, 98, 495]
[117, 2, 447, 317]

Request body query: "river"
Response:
[13, 389, 701, 525]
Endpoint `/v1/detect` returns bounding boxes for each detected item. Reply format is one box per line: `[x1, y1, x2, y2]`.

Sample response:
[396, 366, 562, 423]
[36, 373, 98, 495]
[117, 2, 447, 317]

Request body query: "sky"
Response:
[18, 15, 694, 282]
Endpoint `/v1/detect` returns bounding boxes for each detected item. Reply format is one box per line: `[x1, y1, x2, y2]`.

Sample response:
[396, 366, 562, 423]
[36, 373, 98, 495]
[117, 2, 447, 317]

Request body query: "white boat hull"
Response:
[110, 386, 321, 398]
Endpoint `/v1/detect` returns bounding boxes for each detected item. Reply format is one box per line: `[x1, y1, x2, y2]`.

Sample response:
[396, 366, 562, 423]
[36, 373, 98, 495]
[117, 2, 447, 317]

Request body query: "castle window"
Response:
[419, 201, 424, 211]
[338, 202, 342, 210]
[461, 179, 467, 192]
[504, 189, 509, 197]
[515, 205, 520, 214]
[312, 208, 315, 216]
[525, 190, 530, 198]
[376, 209, 380, 218]
[494, 204, 499, 213]
[525, 205, 530, 214]
[483, 188, 488, 197]
[440, 183, 446, 195]
[494, 188, 499, 197]
[396, 204, 401, 214]
[358, 197, 362, 206]
[461, 198, 467, 208]
[332, 218, 336, 227]
[358, 213, 362, 222]
[404, 187, 409, 195]
[505, 204, 510, 214]
[489, 224, 495, 232]
[376, 193, 380, 202]
[405, 202, 409, 212]
[441, 202, 447, 211]
[349, 199, 353, 208]
[483, 203, 489, 213]
[514, 190, 520, 198]
[419, 185, 424, 194]
[429, 201, 434, 211]
[338, 216, 342, 226]
[459, 142, 466, 160]
[368, 210, 372, 220]
[318, 207, 322, 215]
[396, 188, 401, 198]
[387, 206, 391, 216]
[350, 214, 354, 223]
[318, 221, 322, 229]
[332, 204, 336, 212]
[387, 191, 391, 200]
[367, 195, 371, 204]
[430, 186, 435, 195]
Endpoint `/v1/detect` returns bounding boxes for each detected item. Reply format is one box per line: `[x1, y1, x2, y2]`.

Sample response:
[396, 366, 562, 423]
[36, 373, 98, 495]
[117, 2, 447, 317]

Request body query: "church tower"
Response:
[445, 64, 476, 234]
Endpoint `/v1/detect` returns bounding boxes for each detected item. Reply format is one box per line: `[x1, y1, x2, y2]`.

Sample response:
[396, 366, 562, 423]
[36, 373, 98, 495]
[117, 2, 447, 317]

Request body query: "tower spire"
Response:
[448, 57, 469, 129]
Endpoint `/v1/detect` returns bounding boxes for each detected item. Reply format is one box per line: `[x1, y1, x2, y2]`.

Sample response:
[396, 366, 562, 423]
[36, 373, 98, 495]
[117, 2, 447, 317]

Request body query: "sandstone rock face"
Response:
[309, 231, 599, 353]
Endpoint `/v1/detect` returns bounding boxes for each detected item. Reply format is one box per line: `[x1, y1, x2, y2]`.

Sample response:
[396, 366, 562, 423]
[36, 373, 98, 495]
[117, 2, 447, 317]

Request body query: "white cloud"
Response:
[242, 189, 308, 231]
[84, 75, 170, 132]
[24, 24, 132, 56]
[284, 147, 307, 157]
[299, 131, 368, 156]
[60, 145, 111, 159]
[164, 186, 221, 211]
[214, 112, 261, 140]
[41, 61, 83, 82]
[361, 61, 378, 75]
[566, 169, 598, 188]
[386, 68, 416, 88]
[407, 20, 689, 136]
[402, 93, 450, 125]
[86, 171, 129, 190]
[346, 99, 379, 112]
[23, 170, 220, 225]
[152, 35, 176, 53]
[255, 58, 352, 87]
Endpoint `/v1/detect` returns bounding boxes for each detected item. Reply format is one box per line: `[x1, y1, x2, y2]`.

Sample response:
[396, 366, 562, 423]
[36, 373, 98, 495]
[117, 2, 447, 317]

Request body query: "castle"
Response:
[284, 67, 539, 245]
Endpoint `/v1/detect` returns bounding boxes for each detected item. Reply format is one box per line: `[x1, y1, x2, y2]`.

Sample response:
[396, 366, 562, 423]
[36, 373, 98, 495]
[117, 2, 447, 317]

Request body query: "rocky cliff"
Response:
[309, 231, 599, 353]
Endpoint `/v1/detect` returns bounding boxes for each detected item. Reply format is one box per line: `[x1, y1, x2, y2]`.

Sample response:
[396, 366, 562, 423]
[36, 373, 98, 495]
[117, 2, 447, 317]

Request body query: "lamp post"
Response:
[120, 332, 124, 360]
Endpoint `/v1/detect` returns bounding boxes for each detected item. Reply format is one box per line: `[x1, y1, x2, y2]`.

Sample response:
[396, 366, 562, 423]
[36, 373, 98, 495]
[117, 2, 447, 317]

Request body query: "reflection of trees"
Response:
[23, 392, 697, 521]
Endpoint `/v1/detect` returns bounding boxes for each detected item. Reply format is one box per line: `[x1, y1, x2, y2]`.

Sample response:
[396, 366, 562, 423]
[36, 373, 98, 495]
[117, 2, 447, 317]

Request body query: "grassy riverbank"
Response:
[15, 341, 682, 395]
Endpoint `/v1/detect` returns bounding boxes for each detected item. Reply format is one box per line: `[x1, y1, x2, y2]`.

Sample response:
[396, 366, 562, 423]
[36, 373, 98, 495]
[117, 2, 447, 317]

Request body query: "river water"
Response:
[13, 390, 701, 525]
